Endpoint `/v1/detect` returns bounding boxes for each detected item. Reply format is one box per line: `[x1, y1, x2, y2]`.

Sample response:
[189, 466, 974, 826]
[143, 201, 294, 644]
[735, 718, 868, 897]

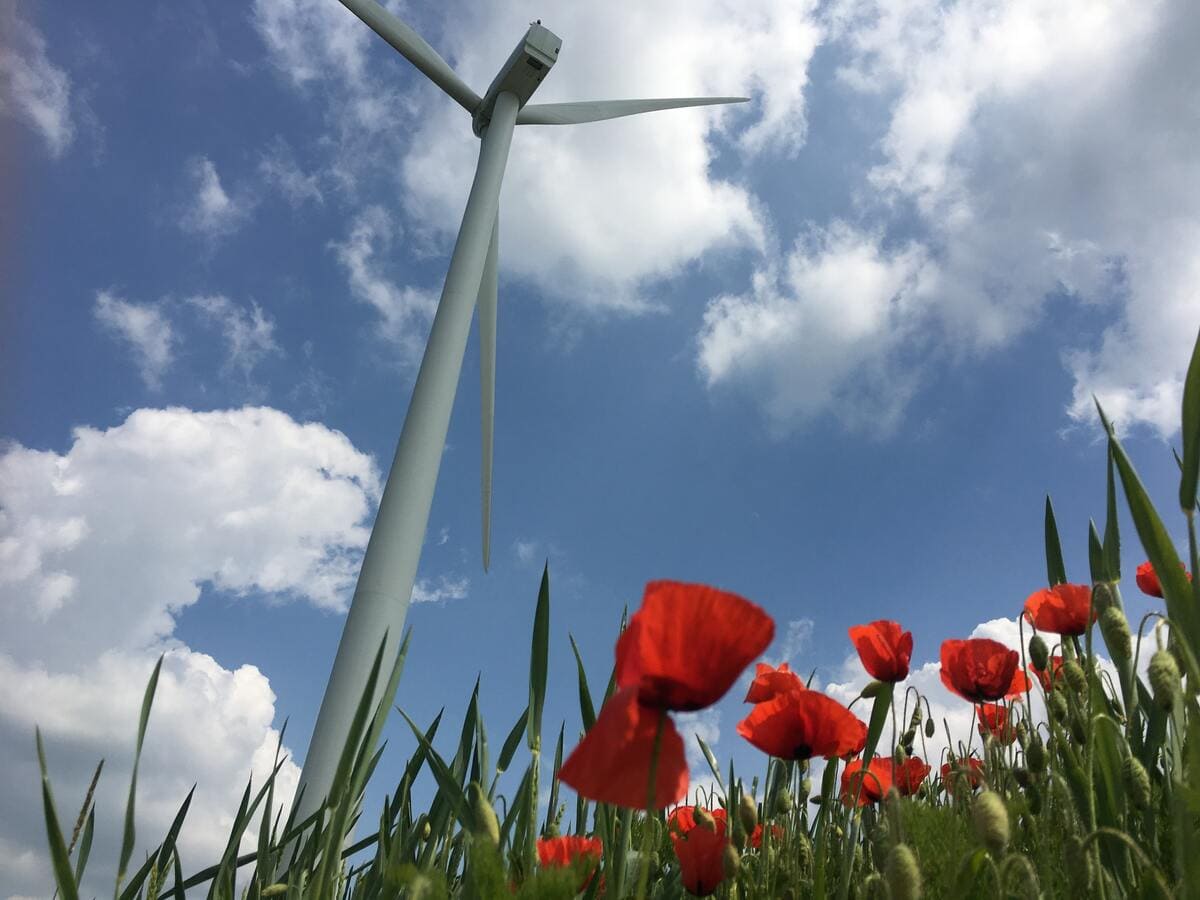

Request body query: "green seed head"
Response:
[739, 793, 758, 833]
[886, 843, 923, 900]
[925, 717, 937, 738]
[467, 781, 500, 846]
[1099, 606, 1132, 661]
[1029, 635, 1050, 671]
[1122, 756, 1152, 810]
[1149, 649, 1181, 709]
[1063, 659, 1087, 694]
[972, 791, 1010, 855]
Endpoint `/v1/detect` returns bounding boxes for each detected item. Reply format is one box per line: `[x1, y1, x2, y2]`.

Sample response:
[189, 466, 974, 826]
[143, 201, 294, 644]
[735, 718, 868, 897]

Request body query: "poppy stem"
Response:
[635, 711, 666, 900]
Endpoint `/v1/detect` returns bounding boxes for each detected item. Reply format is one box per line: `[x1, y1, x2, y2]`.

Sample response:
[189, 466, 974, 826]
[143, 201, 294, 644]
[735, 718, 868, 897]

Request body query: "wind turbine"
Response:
[292, 0, 749, 834]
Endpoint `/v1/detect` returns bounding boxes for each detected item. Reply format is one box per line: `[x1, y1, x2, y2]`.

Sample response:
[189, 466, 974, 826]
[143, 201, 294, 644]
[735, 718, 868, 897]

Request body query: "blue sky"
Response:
[2, 0, 1198, 894]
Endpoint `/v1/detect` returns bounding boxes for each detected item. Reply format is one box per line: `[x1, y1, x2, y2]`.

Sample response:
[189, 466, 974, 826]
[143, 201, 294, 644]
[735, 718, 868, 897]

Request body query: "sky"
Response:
[1, 0, 1198, 894]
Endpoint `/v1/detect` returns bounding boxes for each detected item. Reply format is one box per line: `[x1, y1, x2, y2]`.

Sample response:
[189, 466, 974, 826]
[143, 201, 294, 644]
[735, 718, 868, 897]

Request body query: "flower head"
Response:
[537, 835, 602, 890]
[744, 662, 804, 703]
[840, 757, 894, 806]
[976, 703, 1016, 745]
[669, 808, 730, 896]
[941, 757, 985, 794]
[1136, 560, 1192, 598]
[1029, 656, 1064, 691]
[737, 691, 867, 760]
[848, 620, 913, 682]
[894, 757, 931, 796]
[1023, 584, 1094, 636]
[749, 822, 784, 849]
[940, 639, 1021, 703]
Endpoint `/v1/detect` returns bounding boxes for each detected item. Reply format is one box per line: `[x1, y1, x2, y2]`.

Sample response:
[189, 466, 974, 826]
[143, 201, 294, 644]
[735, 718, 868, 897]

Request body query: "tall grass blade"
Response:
[1179, 326, 1200, 513]
[528, 563, 551, 748]
[568, 634, 596, 731]
[37, 728, 80, 900]
[1103, 443, 1121, 579]
[73, 806, 95, 887]
[116, 654, 164, 897]
[397, 708, 472, 831]
[1045, 495, 1067, 586]
[496, 706, 527, 777]
[543, 722, 564, 836]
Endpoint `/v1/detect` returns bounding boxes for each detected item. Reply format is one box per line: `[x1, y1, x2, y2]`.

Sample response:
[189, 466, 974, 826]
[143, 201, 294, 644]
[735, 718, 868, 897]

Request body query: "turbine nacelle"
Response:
[473, 23, 561, 136]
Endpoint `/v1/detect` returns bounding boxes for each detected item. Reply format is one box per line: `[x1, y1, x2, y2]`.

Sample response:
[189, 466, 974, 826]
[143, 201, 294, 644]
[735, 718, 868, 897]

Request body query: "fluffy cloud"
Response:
[181, 157, 252, 240]
[188, 294, 284, 390]
[93, 291, 176, 390]
[0, 1, 74, 157]
[702, 0, 1200, 436]
[0, 407, 389, 894]
[252, 0, 821, 309]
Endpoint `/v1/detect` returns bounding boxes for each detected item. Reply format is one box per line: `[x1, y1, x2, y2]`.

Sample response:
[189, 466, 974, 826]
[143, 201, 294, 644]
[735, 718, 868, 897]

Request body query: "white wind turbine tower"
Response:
[293, 0, 748, 832]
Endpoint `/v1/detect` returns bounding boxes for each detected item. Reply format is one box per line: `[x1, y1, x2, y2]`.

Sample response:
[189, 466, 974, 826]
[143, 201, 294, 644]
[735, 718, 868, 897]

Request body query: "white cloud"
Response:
[0, 1, 74, 157]
[252, 0, 370, 89]
[674, 708, 722, 789]
[330, 206, 438, 359]
[188, 294, 284, 389]
[259, 138, 325, 207]
[411, 574, 469, 605]
[181, 157, 252, 240]
[93, 291, 176, 391]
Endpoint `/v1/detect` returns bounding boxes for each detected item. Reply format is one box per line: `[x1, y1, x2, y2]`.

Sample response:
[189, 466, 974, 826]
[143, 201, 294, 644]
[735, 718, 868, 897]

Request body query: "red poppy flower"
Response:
[1136, 560, 1192, 598]
[537, 835, 603, 890]
[940, 639, 1020, 703]
[737, 690, 867, 760]
[1029, 656, 1064, 691]
[941, 757, 985, 794]
[894, 757, 931, 796]
[976, 703, 1016, 745]
[848, 620, 913, 682]
[1023, 584, 1094, 636]
[749, 822, 784, 849]
[1004, 668, 1031, 698]
[744, 662, 805, 703]
[840, 757, 894, 806]
[560, 581, 775, 809]
[667, 806, 729, 897]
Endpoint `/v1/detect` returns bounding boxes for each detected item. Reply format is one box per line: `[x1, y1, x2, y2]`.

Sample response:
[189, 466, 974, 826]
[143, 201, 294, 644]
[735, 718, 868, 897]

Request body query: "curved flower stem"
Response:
[634, 712, 666, 900]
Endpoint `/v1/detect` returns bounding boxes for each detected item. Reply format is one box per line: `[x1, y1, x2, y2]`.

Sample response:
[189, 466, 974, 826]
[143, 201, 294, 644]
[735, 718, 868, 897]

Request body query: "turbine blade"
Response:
[339, 0, 481, 113]
[479, 214, 498, 573]
[516, 96, 749, 125]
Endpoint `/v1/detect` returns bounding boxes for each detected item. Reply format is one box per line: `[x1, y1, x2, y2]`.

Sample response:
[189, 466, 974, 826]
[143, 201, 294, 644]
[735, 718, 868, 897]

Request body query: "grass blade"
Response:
[1104, 443, 1121, 579]
[116, 654, 164, 897]
[1045, 495, 1067, 586]
[528, 563, 551, 749]
[37, 728, 80, 900]
[1179, 326, 1200, 512]
[568, 634, 596, 732]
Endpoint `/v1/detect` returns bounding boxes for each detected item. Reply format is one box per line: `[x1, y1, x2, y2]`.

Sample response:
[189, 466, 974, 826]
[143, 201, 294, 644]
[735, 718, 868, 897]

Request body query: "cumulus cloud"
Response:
[411, 574, 469, 605]
[0, 1, 74, 157]
[93, 291, 176, 390]
[181, 157, 252, 240]
[188, 294, 284, 390]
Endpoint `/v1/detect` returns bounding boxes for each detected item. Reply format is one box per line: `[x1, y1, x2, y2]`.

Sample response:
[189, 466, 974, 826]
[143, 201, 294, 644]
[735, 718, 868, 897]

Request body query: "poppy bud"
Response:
[1092, 580, 1120, 612]
[1123, 756, 1151, 810]
[1015, 721, 1029, 746]
[924, 718, 936, 739]
[885, 844, 923, 900]
[1029, 635, 1049, 672]
[417, 814, 432, 841]
[1149, 650, 1180, 709]
[972, 791, 1009, 855]
[262, 886, 288, 898]
[1026, 736, 1047, 773]
[1069, 711, 1088, 745]
[1049, 691, 1069, 722]
[694, 805, 717, 832]
[1009, 854, 1040, 898]
[797, 832, 813, 871]
[739, 794, 758, 834]
[798, 759, 810, 774]
[1063, 659, 1087, 695]
[723, 843, 742, 878]
[1012, 766, 1031, 788]
[902, 728, 916, 746]
[861, 680, 886, 699]
[799, 778, 812, 802]
[777, 788, 793, 813]
[910, 705, 923, 727]
[1066, 836, 1095, 892]
[468, 782, 500, 846]
[1027, 783, 1043, 814]
[894, 745, 908, 764]
[1099, 607, 1132, 661]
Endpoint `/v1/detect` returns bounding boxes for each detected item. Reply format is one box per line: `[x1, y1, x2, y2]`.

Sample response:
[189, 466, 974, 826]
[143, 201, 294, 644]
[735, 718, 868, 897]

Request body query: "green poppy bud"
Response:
[972, 791, 1009, 856]
[910, 705, 924, 727]
[925, 717, 937, 738]
[1049, 691, 1069, 722]
[1063, 659, 1087, 694]
[694, 805, 717, 832]
[1122, 756, 1152, 810]
[416, 813, 432, 841]
[799, 778, 812, 801]
[723, 843, 742, 877]
[262, 886, 289, 898]
[886, 844, 923, 900]
[1027, 782, 1043, 814]
[862, 680, 886, 699]
[1012, 766, 1031, 788]
[1026, 736, 1047, 773]
[1091, 581, 1119, 614]
[1069, 711, 1088, 744]
[776, 788, 793, 813]
[739, 794, 758, 834]
[796, 831, 813, 871]
[1099, 606, 1132, 661]
[1066, 836, 1094, 892]
[1029, 635, 1050, 672]
[1149, 649, 1180, 709]
[467, 782, 500, 846]
[902, 728, 916, 746]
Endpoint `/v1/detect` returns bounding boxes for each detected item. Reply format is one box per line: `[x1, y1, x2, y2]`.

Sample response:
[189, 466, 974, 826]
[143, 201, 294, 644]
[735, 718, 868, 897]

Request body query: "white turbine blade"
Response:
[339, 0, 481, 113]
[479, 214, 498, 572]
[516, 96, 748, 125]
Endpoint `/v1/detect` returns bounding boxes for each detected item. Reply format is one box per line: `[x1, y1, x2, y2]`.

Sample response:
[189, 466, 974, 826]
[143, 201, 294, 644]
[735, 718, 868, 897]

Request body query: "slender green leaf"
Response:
[117, 654, 164, 893]
[1104, 444, 1121, 579]
[1045, 495, 1067, 586]
[73, 806, 95, 887]
[528, 563, 551, 749]
[568, 634, 596, 732]
[1088, 519, 1106, 583]
[496, 706, 528, 777]
[543, 722, 565, 836]
[397, 708, 472, 831]
[37, 729, 80, 900]
[1179, 326, 1200, 512]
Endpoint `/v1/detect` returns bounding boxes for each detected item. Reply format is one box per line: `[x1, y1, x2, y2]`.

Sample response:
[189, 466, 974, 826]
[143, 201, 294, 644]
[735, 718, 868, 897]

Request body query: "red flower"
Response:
[560, 581, 774, 809]
[744, 662, 805, 703]
[1023, 584, 1094, 636]
[1029, 656, 1064, 691]
[976, 703, 1016, 745]
[940, 639, 1020, 703]
[737, 691, 867, 760]
[940, 757, 985, 794]
[668, 805, 729, 896]
[537, 835, 603, 890]
[894, 757, 931, 796]
[749, 822, 784, 849]
[848, 620, 913, 682]
[1136, 560, 1192, 598]
[840, 757, 893, 806]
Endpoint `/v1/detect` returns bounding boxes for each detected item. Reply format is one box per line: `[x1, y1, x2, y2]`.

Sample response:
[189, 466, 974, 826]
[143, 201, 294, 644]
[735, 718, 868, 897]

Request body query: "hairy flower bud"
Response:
[776, 788, 793, 813]
[1029, 635, 1050, 672]
[739, 794, 758, 834]
[862, 680, 886, 699]
[694, 805, 717, 832]
[1122, 756, 1152, 810]
[1049, 691, 1069, 722]
[1099, 607, 1132, 661]
[886, 843, 923, 900]
[1149, 650, 1180, 709]
[1091, 581, 1119, 614]
[1066, 836, 1095, 892]
[799, 778, 812, 802]
[468, 782, 500, 846]
[972, 791, 1009, 855]
[723, 843, 742, 878]
[925, 717, 937, 739]
[1026, 736, 1047, 773]
[910, 705, 924, 727]
[1063, 659, 1087, 695]
[1012, 766, 1031, 788]
[796, 831, 813, 871]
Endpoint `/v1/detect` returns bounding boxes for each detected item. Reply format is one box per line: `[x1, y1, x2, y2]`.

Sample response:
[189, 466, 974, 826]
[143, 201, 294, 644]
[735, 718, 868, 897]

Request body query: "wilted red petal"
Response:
[940, 639, 1020, 703]
[1023, 584, 1094, 636]
[744, 662, 805, 703]
[558, 686, 688, 809]
[895, 757, 931, 796]
[736, 691, 867, 760]
[848, 620, 913, 683]
[616, 581, 775, 711]
[976, 703, 1016, 745]
[840, 757, 893, 806]
[672, 824, 729, 896]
